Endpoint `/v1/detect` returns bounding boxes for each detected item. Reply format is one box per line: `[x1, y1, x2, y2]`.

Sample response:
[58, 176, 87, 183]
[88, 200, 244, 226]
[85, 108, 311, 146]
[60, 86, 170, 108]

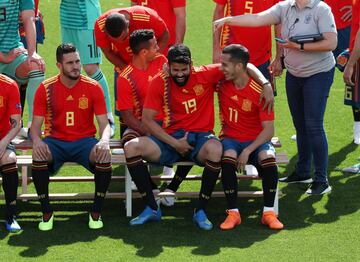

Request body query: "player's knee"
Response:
[83, 64, 99, 76]
[29, 60, 45, 72]
[258, 150, 275, 162]
[0, 151, 17, 165]
[205, 139, 222, 161]
[124, 137, 143, 157]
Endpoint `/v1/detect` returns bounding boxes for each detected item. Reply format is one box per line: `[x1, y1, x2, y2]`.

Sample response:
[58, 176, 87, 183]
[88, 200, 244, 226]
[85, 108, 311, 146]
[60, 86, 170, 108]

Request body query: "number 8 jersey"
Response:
[33, 75, 107, 141]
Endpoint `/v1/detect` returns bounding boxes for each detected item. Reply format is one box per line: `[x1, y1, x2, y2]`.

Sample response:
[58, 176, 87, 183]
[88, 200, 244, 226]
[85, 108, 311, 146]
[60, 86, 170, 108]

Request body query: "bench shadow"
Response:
[4, 196, 279, 258]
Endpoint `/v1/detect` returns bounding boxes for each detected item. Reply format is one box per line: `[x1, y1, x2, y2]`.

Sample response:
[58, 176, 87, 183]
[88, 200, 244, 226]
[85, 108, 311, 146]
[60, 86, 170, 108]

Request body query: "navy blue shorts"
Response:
[221, 138, 275, 166]
[44, 137, 98, 174]
[149, 130, 218, 166]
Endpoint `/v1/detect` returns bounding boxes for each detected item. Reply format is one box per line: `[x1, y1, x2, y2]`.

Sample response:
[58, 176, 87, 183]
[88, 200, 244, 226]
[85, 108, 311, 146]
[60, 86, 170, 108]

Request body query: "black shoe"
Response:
[279, 172, 313, 183]
[306, 182, 332, 195]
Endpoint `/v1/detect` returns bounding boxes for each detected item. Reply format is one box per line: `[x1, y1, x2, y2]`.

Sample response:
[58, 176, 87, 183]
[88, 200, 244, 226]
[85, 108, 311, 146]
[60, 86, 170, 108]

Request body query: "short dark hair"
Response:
[56, 43, 77, 63]
[105, 13, 127, 38]
[167, 44, 191, 65]
[129, 29, 155, 54]
[222, 44, 249, 67]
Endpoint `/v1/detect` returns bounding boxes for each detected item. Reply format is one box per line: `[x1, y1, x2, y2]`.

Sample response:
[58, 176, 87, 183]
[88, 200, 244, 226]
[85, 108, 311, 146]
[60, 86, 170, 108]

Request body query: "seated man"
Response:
[0, 0, 45, 136]
[218, 44, 283, 230]
[30, 44, 112, 231]
[124, 44, 224, 230]
[117, 29, 191, 204]
[0, 74, 22, 232]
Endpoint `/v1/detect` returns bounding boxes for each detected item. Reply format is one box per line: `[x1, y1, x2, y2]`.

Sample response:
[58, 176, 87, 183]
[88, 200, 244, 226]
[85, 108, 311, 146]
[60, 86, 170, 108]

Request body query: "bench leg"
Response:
[274, 183, 279, 216]
[21, 150, 28, 202]
[125, 166, 132, 217]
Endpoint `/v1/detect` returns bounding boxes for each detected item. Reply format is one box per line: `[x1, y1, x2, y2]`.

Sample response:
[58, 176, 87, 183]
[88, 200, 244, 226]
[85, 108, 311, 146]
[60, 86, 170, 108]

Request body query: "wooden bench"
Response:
[0, 137, 288, 217]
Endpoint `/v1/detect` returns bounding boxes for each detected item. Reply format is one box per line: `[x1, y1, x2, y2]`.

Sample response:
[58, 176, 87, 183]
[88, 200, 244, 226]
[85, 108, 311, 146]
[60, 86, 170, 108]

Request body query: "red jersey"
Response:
[326, 0, 352, 30]
[33, 75, 107, 141]
[213, 0, 278, 66]
[218, 78, 274, 142]
[144, 64, 224, 134]
[94, 6, 168, 65]
[117, 54, 167, 121]
[132, 0, 186, 46]
[350, 0, 360, 52]
[0, 75, 21, 140]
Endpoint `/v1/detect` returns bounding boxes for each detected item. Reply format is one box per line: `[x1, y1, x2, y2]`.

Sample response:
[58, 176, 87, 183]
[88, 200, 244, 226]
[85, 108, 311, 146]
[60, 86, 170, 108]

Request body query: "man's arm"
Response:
[157, 30, 170, 53]
[21, 10, 36, 57]
[212, 3, 225, 63]
[142, 108, 193, 155]
[237, 120, 274, 170]
[0, 114, 21, 159]
[95, 114, 111, 163]
[174, 6, 186, 44]
[101, 47, 127, 70]
[344, 29, 360, 86]
[269, 24, 284, 77]
[120, 110, 148, 135]
[31, 115, 51, 161]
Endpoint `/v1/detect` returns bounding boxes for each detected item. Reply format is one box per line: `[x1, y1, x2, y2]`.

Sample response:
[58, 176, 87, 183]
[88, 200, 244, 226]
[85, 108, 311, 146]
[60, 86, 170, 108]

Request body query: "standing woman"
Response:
[214, 0, 337, 195]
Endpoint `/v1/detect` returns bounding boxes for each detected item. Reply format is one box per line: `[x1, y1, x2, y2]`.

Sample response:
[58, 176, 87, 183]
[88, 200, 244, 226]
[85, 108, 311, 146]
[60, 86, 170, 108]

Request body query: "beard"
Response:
[171, 74, 190, 87]
[63, 69, 80, 81]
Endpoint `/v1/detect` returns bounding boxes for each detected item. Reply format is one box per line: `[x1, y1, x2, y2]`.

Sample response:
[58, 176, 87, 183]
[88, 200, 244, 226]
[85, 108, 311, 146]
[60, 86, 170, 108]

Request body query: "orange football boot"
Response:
[220, 210, 241, 230]
[261, 211, 284, 230]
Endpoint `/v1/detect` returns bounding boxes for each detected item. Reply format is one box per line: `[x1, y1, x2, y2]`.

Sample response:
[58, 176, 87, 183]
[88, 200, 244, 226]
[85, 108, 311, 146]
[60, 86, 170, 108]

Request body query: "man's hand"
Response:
[95, 139, 111, 163]
[343, 63, 355, 86]
[269, 57, 283, 77]
[173, 133, 194, 156]
[237, 148, 250, 173]
[213, 17, 228, 31]
[2, 47, 27, 64]
[33, 139, 51, 161]
[260, 83, 274, 114]
[27, 51, 45, 71]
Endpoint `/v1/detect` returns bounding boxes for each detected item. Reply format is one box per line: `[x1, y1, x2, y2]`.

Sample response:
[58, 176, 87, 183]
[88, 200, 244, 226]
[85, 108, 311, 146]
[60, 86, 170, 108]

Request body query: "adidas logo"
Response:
[66, 95, 74, 101]
[231, 95, 238, 101]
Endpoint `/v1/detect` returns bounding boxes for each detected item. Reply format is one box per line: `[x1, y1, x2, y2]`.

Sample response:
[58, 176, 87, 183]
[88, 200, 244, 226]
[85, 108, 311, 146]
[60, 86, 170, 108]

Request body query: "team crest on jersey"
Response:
[193, 84, 204, 96]
[79, 96, 88, 109]
[241, 99, 252, 112]
[0, 96, 3, 107]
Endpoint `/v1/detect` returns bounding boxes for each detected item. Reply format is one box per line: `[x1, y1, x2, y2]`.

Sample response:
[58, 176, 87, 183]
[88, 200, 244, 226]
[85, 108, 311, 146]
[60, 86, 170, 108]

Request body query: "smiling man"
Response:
[30, 44, 112, 231]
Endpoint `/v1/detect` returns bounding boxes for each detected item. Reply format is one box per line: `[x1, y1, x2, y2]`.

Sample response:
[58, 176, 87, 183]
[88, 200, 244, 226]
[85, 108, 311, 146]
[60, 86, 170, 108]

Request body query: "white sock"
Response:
[164, 188, 174, 193]
[229, 208, 239, 213]
[263, 206, 274, 213]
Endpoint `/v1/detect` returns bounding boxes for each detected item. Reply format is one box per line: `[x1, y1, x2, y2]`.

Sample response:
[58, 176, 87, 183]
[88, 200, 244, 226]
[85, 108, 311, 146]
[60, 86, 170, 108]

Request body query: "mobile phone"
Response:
[275, 37, 286, 44]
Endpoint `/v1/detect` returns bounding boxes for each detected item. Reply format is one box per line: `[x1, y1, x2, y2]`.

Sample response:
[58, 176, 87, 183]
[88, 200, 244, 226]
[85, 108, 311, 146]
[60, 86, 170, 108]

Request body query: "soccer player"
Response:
[60, 0, 115, 137]
[343, 0, 360, 142]
[218, 44, 283, 230]
[131, 0, 186, 50]
[94, 6, 170, 133]
[124, 44, 223, 230]
[30, 44, 112, 231]
[0, 0, 45, 137]
[117, 29, 167, 144]
[212, 0, 281, 79]
[0, 74, 22, 232]
[117, 29, 191, 206]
